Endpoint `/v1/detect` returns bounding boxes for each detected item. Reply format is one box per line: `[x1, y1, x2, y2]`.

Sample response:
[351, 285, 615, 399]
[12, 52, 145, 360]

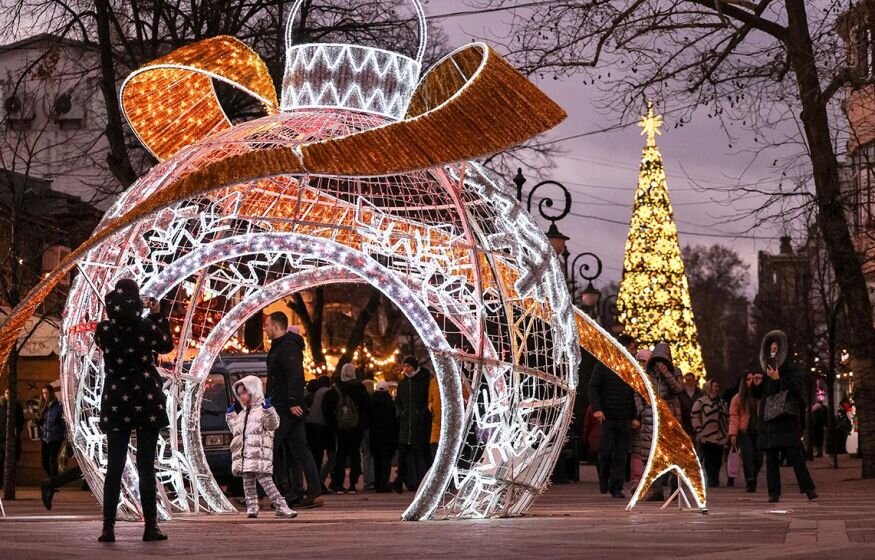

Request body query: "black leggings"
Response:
[700, 442, 724, 488]
[41, 440, 62, 477]
[103, 427, 160, 522]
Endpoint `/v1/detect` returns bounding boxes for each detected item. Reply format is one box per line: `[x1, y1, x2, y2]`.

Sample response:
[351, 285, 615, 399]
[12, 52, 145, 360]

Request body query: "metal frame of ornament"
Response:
[0, 0, 709, 524]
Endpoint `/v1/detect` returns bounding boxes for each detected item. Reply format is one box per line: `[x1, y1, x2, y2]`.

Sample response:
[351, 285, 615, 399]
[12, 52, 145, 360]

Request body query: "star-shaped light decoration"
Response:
[639, 101, 663, 147]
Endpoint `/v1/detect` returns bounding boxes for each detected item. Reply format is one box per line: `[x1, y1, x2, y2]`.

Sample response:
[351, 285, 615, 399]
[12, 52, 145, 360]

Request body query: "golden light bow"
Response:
[0, 39, 566, 387]
[1, 3, 706, 522]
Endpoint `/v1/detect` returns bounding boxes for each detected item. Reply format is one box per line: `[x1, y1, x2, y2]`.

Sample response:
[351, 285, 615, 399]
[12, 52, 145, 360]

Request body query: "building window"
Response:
[2, 92, 36, 130]
[42, 244, 72, 286]
[52, 91, 85, 130]
[852, 143, 875, 231]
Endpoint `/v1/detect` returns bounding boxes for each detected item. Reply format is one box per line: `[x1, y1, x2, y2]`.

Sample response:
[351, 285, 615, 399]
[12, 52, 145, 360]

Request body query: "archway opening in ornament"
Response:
[63, 230, 481, 521]
[186, 281, 476, 511]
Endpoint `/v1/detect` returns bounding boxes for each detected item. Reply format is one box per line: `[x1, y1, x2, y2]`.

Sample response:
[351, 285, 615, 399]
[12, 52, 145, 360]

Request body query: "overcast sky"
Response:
[436, 1, 802, 295]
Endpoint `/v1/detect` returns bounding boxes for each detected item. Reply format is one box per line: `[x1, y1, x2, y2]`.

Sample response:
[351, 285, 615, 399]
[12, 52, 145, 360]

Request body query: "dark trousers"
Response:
[738, 432, 762, 488]
[765, 446, 815, 498]
[46, 466, 83, 489]
[103, 427, 159, 522]
[373, 451, 394, 491]
[274, 412, 321, 499]
[598, 419, 631, 494]
[42, 440, 62, 477]
[307, 423, 335, 485]
[395, 443, 428, 491]
[700, 442, 724, 487]
[332, 429, 363, 490]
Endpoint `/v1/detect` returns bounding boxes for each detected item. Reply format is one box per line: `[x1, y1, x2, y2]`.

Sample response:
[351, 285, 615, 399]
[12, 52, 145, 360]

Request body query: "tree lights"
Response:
[617, 103, 707, 381]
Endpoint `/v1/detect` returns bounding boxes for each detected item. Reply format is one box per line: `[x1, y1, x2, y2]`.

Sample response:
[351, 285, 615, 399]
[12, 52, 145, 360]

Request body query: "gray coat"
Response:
[631, 392, 654, 456]
[645, 343, 684, 419]
[227, 375, 279, 476]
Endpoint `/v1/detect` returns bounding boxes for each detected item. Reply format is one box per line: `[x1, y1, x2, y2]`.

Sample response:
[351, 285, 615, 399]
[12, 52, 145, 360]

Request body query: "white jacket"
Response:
[226, 375, 279, 475]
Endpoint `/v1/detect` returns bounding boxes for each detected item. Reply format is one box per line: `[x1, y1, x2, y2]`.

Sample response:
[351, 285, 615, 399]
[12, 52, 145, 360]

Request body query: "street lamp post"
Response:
[515, 168, 572, 269]
[568, 252, 603, 315]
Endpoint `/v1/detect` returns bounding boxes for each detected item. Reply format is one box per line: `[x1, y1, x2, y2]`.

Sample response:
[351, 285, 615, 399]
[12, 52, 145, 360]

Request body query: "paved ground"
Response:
[2, 456, 874, 559]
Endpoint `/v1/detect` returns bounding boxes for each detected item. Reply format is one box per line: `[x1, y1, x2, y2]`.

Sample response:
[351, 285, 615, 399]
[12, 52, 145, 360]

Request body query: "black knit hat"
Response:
[402, 355, 419, 368]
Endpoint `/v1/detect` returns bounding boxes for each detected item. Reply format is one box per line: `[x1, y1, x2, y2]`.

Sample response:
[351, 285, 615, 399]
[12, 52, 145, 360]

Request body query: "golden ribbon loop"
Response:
[121, 35, 279, 161]
[0, 40, 565, 386]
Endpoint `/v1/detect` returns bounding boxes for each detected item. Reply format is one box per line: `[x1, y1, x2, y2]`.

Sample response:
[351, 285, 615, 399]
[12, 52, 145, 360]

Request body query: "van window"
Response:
[202, 373, 230, 431]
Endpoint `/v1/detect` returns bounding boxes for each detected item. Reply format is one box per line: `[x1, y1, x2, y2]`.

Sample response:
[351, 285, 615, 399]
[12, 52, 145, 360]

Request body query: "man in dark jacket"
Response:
[589, 334, 639, 498]
[392, 356, 431, 493]
[266, 311, 322, 509]
[370, 382, 399, 493]
[678, 372, 704, 440]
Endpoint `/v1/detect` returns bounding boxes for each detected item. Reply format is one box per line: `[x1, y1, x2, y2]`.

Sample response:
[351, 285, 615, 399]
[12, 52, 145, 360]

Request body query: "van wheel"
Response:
[223, 477, 244, 497]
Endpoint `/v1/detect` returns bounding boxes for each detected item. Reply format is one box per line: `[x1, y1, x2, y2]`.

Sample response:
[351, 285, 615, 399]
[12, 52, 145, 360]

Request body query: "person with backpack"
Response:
[322, 363, 371, 493]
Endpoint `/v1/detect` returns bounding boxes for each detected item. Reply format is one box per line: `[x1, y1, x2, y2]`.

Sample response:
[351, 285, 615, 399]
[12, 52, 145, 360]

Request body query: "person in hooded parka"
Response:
[227, 375, 297, 519]
[94, 279, 173, 543]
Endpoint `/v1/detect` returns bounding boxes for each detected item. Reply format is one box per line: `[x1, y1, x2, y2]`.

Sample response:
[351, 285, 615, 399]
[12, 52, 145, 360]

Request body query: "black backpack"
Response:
[334, 386, 359, 430]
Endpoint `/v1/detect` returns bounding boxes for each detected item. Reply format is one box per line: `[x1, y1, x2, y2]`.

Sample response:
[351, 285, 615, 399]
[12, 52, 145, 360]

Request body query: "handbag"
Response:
[763, 390, 797, 422]
[726, 446, 741, 478]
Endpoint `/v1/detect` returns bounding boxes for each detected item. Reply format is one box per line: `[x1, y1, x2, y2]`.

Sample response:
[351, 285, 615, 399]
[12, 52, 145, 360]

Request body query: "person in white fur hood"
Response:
[226, 375, 297, 519]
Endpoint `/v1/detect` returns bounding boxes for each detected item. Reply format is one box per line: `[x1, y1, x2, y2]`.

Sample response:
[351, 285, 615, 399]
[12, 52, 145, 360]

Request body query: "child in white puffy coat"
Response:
[226, 375, 297, 519]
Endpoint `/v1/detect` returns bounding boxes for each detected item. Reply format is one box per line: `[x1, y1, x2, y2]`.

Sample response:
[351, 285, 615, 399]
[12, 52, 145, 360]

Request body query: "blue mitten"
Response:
[262, 397, 273, 409]
[226, 405, 236, 414]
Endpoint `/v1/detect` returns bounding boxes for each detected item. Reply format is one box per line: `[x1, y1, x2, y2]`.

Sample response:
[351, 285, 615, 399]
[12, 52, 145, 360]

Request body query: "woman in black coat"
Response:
[751, 330, 816, 503]
[37, 384, 65, 477]
[94, 279, 174, 542]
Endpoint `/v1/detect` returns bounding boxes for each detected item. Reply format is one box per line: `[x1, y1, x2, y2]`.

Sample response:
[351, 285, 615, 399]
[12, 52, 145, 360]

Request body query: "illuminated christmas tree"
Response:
[617, 102, 706, 379]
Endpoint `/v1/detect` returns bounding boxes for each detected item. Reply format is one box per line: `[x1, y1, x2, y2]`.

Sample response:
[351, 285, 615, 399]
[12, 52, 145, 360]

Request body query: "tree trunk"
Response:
[94, 0, 138, 188]
[334, 289, 382, 375]
[786, 1, 875, 477]
[3, 349, 19, 499]
[288, 287, 325, 367]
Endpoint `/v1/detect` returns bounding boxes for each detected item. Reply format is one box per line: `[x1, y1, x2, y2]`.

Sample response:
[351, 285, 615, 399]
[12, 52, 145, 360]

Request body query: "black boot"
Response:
[97, 520, 115, 543]
[142, 518, 168, 541]
[41, 481, 56, 510]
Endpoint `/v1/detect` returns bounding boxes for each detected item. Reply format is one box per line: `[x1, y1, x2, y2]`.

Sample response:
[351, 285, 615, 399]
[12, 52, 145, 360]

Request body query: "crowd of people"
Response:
[14, 278, 837, 544]
[302, 348, 436, 495]
[587, 329, 818, 504]
[238, 311, 439, 519]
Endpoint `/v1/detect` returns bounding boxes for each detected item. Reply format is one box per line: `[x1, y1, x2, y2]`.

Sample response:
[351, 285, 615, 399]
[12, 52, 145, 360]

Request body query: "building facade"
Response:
[0, 34, 112, 203]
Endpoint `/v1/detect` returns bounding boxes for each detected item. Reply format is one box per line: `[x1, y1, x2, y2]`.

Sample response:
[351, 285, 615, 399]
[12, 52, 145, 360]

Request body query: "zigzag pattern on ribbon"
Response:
[281, 44, 420, 119]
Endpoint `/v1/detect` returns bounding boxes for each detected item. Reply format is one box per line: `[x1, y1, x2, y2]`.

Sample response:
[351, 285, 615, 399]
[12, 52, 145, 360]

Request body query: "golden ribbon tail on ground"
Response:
[573, 309, 707, 510]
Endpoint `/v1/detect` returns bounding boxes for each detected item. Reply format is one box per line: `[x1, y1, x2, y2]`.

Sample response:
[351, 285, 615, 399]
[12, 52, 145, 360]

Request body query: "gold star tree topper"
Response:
[639, 101, 663, 147]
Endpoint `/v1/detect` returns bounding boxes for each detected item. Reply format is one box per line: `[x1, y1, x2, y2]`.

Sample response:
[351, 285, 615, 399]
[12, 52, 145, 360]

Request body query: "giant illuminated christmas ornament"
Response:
[0, 1, 705, 520]
[617, 103, 707, 381]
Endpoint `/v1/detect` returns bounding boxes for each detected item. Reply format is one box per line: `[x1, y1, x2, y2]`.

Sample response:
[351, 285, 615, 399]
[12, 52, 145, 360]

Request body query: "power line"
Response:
[425, 1, 564, 21]
[560, 210, 779, 240]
